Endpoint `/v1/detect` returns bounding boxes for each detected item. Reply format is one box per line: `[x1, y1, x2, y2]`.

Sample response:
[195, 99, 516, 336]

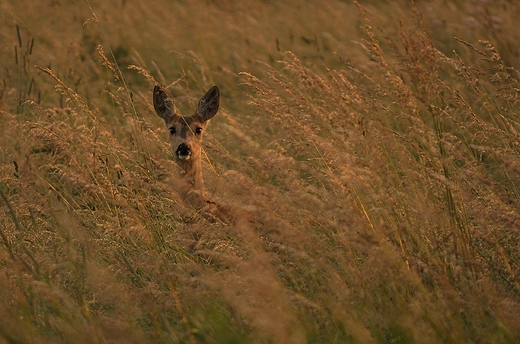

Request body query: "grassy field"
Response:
[1, 0, 520, 342]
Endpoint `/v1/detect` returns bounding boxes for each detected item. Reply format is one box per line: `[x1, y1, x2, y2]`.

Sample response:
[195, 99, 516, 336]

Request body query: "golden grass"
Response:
[1, 0, 520, 342]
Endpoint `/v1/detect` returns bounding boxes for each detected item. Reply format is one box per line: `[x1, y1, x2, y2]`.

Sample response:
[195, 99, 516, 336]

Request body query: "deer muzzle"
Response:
[176, 143, 191, 160]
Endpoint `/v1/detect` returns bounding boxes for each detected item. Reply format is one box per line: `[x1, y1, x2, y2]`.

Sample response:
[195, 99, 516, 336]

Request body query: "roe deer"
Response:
[153, 85, 220, 210]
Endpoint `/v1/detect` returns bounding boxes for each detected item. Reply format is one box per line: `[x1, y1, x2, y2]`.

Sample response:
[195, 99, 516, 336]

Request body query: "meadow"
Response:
[1, 0, 520, 342]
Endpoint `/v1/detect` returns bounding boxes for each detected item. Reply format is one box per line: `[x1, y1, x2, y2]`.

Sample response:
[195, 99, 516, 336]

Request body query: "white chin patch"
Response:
[177, 154, 191, 160]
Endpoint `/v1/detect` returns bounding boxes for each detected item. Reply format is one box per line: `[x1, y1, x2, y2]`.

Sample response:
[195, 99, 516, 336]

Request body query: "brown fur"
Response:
[153, 85, 229, 221]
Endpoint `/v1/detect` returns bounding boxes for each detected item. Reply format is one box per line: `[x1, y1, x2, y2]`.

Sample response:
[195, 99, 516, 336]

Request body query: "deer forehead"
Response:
[169, 116, 206, 129]
[167, 116, 208, 142]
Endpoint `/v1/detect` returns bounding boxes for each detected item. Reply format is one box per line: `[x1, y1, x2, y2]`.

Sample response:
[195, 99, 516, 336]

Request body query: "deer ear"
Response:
[195, 86, 220, 122]
[153, 85, 178, 123]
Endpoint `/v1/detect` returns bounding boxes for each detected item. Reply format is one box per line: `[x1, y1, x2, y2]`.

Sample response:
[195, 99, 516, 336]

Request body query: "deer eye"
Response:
[195, 127, 203, 135]
[169, 127, 176, 135]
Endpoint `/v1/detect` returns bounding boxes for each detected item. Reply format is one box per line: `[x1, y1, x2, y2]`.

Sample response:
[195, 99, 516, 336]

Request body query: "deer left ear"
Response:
[195, 86, 220, 122]
[153, 85, 179, 123]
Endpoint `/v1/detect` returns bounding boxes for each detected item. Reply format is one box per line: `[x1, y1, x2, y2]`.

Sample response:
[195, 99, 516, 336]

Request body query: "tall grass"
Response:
[1, 0, 519, 342]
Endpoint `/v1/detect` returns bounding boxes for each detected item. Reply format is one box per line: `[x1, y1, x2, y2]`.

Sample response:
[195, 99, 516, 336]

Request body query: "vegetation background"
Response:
[1, 0, 520, 342]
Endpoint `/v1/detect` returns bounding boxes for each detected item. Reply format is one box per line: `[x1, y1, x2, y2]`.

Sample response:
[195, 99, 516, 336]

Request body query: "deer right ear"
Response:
[153, 85, 177, 123]
[195, 86, 220, 122]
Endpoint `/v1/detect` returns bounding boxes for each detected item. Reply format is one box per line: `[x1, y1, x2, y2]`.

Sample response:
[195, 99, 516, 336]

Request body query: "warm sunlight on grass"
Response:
[1, 0, 519, 342]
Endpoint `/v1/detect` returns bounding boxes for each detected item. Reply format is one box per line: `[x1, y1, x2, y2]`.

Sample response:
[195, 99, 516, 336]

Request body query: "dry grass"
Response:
[1, 0, 520, 342]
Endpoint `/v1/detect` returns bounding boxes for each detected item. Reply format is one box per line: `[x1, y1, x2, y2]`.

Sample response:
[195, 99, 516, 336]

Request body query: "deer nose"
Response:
[176, 143, 191, 160]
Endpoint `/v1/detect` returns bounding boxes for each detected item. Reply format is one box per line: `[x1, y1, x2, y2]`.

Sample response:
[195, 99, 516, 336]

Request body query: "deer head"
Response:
[153, 85, 219, 172]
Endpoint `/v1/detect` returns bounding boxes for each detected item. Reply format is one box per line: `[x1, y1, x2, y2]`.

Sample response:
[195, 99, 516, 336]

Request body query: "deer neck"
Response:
[178, 157, 204, 193]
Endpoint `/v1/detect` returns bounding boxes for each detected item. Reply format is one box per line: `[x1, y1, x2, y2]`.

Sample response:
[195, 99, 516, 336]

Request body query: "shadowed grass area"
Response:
[1, 0, 519, 342]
